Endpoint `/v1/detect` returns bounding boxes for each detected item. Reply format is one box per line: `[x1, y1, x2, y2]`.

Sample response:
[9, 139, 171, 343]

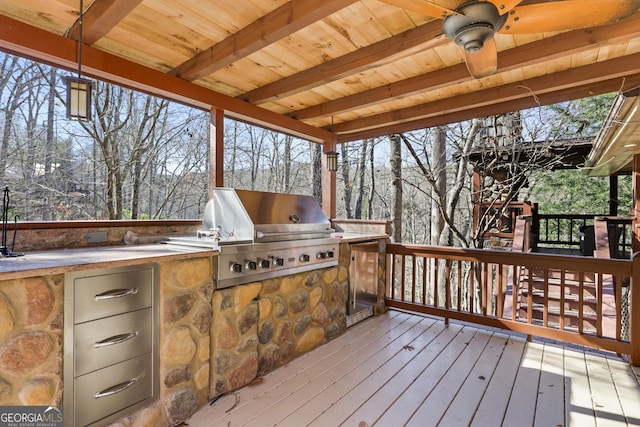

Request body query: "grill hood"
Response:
[202, 188, 333, 244]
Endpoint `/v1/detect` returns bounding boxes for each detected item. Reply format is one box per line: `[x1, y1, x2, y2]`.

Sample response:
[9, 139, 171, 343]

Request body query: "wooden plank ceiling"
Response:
[0, 0, 639, 145]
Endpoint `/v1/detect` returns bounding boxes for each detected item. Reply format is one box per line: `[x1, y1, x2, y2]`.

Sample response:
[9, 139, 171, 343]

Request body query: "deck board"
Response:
[502, 341, 544, 426]
[187, 310, 640, 427]
[407, 329, 493, 426]
[534, 343, 565, 427]
[305, 318, 444, 427]
[437, 332, 512, 426]
[470, 335, 527, 427]
[564, 346, 597, 427]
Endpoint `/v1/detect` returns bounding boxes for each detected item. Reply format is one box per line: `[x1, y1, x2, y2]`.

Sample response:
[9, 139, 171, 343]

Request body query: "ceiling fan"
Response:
[380, 0, 640, 78]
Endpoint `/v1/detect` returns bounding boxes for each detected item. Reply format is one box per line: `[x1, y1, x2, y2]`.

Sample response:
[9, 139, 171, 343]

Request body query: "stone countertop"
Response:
[0, 243, 217, 280]
[330, 232, 389, 243]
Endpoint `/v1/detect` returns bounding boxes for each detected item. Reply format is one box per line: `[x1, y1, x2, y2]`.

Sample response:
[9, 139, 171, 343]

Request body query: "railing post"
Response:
[631, 252, 640, 366]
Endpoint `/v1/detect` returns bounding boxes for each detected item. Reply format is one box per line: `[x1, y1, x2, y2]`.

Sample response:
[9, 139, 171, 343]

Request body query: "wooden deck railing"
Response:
[536, 213, 593, 249]
[386, 243, 639, 363]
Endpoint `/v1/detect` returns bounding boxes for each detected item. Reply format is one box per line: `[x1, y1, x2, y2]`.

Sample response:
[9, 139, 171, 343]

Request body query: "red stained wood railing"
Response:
[385, 243, 637, 361]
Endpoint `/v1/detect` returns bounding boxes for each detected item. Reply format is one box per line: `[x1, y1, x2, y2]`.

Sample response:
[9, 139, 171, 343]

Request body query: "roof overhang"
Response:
[586, 87, 640, 177]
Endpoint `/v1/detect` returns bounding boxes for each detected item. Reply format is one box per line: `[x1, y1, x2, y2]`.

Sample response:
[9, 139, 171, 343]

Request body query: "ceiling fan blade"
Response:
[499, 0, 640, 34]
[488, 0, 523, 15]
[464, 37, 497, 78]
[378, 0, 459, 19]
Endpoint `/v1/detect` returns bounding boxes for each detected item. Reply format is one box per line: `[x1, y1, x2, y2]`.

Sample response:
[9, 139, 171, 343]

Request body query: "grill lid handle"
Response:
[256, 228, 335, 239]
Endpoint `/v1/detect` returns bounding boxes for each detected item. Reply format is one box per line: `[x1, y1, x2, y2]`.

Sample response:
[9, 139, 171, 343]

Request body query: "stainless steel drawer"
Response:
[74, 308, 152, 376]
[74, 266, 153, 323]
[74, 353, 153, 427]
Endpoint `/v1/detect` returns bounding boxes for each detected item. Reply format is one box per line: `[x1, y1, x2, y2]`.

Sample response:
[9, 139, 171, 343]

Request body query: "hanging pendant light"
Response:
[66, 76, 92, 121]
[325, 116, 339, 172]
[66, 0, 92, 121]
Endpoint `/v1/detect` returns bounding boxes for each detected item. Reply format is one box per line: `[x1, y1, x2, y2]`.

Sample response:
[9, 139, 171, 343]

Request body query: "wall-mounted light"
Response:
[66, 0, 92, 121]
[325, 151, 339, 172]
[65, 77, 92, 121]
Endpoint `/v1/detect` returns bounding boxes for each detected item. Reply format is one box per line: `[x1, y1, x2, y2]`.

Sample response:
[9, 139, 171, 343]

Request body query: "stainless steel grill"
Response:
[169, 188, 339, 288]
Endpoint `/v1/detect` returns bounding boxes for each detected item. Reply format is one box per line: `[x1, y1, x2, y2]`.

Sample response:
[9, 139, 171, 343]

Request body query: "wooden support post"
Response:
[322, 141, 337, 219]
[632, 155, 640, 254]
[210, 108, 224, 198]
[631, 252, 640, 366]
[610, 175, 619, 216]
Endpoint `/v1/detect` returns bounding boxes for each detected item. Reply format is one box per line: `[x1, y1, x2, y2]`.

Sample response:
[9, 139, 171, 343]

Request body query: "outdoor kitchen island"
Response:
[0, 223, 388, 426]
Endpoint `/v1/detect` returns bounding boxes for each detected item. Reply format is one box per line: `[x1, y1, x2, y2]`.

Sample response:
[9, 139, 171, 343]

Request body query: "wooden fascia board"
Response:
[66, 0, 144, 44]
[587, 93, 640, 176]
[171, 0, 359, 81]
[0, 15, 330, 143]
[336, 75, 640, 142]
[292, 14, 640, 120]
[240, 19, 446, 104]
[333, 52, 640, 135]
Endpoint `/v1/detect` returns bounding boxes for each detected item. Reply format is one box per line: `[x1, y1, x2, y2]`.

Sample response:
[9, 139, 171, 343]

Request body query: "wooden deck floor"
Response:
[187, 310, 640, 427]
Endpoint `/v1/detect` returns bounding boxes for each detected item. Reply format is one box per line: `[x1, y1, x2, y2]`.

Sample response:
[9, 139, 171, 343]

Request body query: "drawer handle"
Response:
[94, 332, 138, 348]
[94, 378, 138, 399]
[94, 288, 138, 301]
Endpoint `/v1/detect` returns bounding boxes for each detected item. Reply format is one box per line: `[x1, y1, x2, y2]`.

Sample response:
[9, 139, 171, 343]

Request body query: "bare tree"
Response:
[390, 134, 402, 242]
[354, 139, 368, 219]
[340, 142, 353, 218]
[311, 142, 322, 203]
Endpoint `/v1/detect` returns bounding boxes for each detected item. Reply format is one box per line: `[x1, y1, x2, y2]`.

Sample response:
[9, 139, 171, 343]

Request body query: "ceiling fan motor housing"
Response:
[443, 1, 505, 52]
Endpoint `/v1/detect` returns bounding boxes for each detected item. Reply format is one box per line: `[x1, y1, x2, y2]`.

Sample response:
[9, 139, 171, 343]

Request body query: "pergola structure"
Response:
[0, 0, 640, 218]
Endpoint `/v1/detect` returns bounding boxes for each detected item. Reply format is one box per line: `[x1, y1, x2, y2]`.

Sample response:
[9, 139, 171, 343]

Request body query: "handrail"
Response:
[386, 243, 633, 358]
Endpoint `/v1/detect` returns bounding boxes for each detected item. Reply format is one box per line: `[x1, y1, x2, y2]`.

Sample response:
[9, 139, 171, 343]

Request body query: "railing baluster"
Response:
[388, 253, 394, 299]
[433, 259, 439, 308]
[445, 259, 451, 311]
[411, 255, 417, 303]
[422, 257, 429, 304]
[401, 255, 406, 301]
[469, 262, 475, 314]
[482, 263, 488, 316]
[616, 275, 622, 342]
[543, 268, 549, 328]
[457, 260, 462, 311]
[578, 272, 584, 334]
[497, 264, 504, 318]
[560, 270, 565, 331]
[511, 264, 518, 321]
[597, 272, 603, 337]
[527, 267, 533, 324]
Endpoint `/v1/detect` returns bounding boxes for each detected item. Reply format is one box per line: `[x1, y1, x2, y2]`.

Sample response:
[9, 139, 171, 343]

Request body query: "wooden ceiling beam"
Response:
[239, 19, 446, 104]
[66, 0, 143, 44]
[337, 75, 640, 143]
[171, 0, 358, 82]
[292, 14, 640, 120]
[334, 53, 640, 139]
[0, 15, 331, 143]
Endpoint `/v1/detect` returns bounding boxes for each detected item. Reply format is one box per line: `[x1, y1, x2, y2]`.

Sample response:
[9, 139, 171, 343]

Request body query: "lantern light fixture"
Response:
[66, 77, 92, 121]
[325, 151, 338, 172]
[325, 116, 339, 172]
[66, 0, 92, 121]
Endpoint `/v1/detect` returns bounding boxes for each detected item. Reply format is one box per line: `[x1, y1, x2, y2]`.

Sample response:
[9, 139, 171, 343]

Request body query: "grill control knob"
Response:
[274, 257, 285, 266]
[230, 263, 242, 273]
[317, 251, 327, 259]
[259, 259, 270, 269]
[327, 250, 335, 258]
[299, 254, 310, 262]
[245, 260, 257, 271]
